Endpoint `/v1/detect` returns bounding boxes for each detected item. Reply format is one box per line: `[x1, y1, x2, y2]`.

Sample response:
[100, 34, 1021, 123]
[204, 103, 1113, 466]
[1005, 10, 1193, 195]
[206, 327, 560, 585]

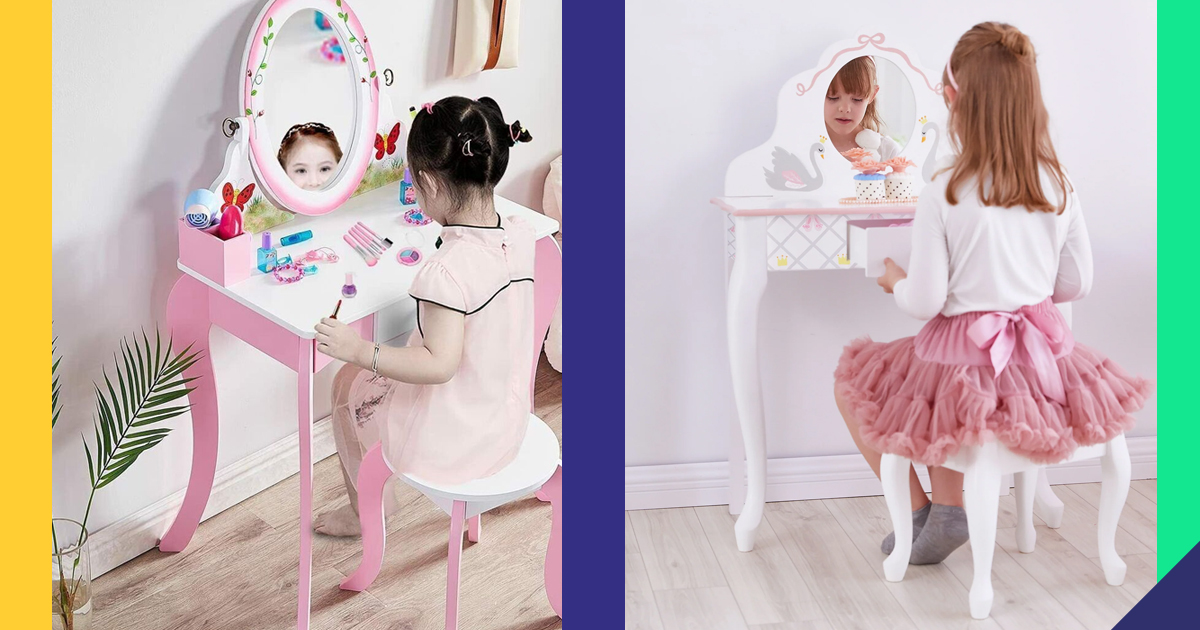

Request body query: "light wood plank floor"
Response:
[93, 356, 564, 630]
[627, 480, 1157, 630]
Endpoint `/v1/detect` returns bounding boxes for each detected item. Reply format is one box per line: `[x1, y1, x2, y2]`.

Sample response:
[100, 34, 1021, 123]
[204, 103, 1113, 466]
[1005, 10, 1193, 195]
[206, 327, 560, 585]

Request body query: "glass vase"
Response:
[52, 518, 92, 630]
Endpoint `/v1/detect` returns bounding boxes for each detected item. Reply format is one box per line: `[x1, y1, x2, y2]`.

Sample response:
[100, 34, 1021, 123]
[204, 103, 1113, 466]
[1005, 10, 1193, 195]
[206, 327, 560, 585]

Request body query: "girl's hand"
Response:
[315, 318, 369, 364]
[878, 258, 908, 294]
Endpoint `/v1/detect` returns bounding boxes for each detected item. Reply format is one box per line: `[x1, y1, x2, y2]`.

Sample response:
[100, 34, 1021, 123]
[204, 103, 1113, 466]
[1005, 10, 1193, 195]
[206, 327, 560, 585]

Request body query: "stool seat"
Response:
[400, 414, 560, 505]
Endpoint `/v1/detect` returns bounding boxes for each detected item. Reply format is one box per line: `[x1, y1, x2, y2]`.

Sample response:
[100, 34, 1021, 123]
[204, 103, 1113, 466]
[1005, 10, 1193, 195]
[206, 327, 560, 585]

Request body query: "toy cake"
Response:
[883, 157, 917, 200]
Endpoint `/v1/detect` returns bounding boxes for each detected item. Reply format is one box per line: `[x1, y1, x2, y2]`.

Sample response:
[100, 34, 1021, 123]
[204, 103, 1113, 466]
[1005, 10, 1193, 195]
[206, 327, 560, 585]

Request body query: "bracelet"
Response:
[272, 261, 306, 284]
[371, 343, 380, 374]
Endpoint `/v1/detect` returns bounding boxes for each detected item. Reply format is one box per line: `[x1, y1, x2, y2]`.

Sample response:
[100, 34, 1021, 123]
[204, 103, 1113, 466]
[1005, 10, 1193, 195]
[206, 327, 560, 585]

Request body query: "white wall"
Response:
[53, 0, 561, 534]
[625, 0, 1156, 468]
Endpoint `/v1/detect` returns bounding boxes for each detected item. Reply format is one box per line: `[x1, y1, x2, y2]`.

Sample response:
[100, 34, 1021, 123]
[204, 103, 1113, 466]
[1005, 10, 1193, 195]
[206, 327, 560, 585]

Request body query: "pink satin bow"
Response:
[966, 309, 1067, 404]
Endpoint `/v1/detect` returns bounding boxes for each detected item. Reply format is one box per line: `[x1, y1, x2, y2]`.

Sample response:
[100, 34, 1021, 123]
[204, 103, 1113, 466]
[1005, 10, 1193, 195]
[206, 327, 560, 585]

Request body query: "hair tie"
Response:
[422, 102, 434, 114]
[510, 124, 520, 143]
[462, 138, 474, 157]
[945, 59, 959, 91]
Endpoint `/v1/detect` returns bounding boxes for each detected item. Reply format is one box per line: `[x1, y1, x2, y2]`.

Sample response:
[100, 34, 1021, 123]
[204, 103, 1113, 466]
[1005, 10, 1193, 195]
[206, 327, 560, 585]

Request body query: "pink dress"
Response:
[347, 214, 535, 485]
[835, 299, 1151, 466]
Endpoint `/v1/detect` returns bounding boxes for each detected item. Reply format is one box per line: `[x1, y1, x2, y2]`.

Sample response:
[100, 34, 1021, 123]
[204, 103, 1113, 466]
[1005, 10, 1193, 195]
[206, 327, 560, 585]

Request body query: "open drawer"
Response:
[845, 218, 913, 277]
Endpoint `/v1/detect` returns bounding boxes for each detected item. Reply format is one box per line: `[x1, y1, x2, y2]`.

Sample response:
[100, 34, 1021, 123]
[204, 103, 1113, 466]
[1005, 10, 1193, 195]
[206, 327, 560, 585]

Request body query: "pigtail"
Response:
[508, 120, 532, 146]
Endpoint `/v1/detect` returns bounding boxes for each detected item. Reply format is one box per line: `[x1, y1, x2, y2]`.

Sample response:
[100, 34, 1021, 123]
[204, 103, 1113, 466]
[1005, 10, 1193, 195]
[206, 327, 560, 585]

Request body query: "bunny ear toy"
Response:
[855, 129, 883, 161]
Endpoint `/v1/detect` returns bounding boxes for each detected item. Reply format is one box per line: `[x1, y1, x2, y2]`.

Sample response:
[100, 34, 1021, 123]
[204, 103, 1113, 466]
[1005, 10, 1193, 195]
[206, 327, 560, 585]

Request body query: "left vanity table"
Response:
[157, 2, 562, 629]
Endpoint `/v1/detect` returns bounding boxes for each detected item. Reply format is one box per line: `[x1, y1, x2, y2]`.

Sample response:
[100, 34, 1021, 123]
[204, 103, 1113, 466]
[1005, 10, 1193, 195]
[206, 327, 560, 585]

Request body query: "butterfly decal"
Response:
[222, 182, 256, 213]
[375, 122, 401, 160]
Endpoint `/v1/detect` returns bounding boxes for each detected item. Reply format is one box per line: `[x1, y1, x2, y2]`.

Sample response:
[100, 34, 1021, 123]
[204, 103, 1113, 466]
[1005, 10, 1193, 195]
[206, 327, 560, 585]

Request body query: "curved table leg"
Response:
[542, 465, 562, 618]
[727, 216, 768, 552]
[532, 236, 562, 506]
[296, 340, 315, 630]
[159, 275, 218, 553]
[532, 236, 563, 405]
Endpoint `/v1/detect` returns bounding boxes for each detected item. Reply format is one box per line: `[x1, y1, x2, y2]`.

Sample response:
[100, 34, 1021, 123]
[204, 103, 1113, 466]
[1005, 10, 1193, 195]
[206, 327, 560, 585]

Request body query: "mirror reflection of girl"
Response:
[312, 96, 534, 536]
[834, 23, 1151, 564]
[824, 56, 900, 161]
[277, 122, 343, 190]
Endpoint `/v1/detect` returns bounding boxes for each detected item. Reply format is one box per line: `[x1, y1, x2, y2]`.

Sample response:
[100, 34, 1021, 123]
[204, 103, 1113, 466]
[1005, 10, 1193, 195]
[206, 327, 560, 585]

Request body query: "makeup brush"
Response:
[358, 222, 393, 249]
[343, 234, 378, 266]
[350, 226, 385, 257]
[331, 299, 342, 320]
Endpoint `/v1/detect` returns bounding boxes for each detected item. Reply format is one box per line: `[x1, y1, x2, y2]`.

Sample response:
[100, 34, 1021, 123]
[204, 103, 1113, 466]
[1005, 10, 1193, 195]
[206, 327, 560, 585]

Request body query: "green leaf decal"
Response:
[268, 17, 273, 27]
[370, 70, 377, 78]
[251, 90, 258, 96]
[263, 36, 269, 46]
[246, 108, 253, 115]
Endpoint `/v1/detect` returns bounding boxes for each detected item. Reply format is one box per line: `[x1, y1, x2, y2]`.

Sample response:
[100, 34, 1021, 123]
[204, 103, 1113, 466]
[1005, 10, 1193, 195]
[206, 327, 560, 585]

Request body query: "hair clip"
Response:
[422, 102, 434, 114]
[462, 138, 474, 157]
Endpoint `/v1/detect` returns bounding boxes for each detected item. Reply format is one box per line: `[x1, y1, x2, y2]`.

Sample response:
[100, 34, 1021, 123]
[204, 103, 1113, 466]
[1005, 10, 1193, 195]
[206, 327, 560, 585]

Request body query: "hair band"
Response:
[462, 138, 474, 157]
[945, 59, 959, 91]
[510, 124, 520, 143]
[422, 102, 434, 114]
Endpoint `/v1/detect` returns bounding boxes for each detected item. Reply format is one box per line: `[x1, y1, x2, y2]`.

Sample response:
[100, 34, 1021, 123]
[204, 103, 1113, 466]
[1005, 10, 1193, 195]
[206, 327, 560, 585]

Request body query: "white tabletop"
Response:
[178, 182, 559, 339]
[712, 195, 917, 216]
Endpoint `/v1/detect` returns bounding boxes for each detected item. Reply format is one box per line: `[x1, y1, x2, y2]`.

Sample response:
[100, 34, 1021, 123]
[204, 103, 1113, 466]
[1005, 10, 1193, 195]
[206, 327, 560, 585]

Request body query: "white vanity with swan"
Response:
[711, 31, 1071, 553]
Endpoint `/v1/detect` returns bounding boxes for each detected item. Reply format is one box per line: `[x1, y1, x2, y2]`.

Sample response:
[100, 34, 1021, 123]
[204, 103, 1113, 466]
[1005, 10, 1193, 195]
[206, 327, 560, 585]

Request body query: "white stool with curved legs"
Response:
[340, 415, 562, 629]
[880, 435, 1130, 619]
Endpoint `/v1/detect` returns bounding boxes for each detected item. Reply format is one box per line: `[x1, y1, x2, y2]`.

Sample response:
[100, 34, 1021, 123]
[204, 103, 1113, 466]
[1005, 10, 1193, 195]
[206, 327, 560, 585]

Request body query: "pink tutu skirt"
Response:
[834, 300, 1152, 466]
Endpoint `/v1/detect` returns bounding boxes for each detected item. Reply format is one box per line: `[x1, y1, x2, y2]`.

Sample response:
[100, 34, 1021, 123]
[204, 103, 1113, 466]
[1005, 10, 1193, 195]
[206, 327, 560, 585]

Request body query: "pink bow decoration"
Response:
[966, 309, 1067, 404]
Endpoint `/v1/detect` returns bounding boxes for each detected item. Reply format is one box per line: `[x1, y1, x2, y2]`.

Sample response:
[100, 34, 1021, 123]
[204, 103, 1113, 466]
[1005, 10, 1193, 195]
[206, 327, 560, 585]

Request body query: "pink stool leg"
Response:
[542, 465, 562, 618]
[446, 501, 467, 630]
[531, 236, 562, 407]
[296, 340, 315, 630]
[159, 275, 219, 553]
[340, 444, 392, 591]
[467, 515, 481, 543]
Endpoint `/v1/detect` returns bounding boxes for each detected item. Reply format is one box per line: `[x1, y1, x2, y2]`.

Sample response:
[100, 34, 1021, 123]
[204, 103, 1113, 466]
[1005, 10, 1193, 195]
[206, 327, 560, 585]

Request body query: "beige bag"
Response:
[452, 0, 521, 78]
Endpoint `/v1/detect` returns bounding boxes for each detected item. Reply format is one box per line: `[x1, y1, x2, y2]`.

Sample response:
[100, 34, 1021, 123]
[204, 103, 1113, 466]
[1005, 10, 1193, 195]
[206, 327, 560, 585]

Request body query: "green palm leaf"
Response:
[82, 330, 201, 491]
[52, 336, 62, 428]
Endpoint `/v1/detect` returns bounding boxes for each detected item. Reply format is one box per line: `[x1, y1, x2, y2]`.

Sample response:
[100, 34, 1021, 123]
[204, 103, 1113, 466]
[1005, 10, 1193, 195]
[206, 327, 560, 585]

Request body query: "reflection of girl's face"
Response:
[285, 137, 339, 190]
[824, 85, 872, 134]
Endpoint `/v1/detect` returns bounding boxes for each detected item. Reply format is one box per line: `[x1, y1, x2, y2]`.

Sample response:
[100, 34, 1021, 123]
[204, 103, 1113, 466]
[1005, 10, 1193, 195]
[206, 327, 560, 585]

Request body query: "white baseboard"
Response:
[88, 417, 337, 578]
[625, 435, 1157, 511]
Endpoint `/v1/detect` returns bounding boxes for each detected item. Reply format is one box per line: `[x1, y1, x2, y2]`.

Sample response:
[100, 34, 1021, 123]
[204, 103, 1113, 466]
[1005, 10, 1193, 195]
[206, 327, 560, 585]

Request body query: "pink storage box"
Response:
[178, 219, 255, 287]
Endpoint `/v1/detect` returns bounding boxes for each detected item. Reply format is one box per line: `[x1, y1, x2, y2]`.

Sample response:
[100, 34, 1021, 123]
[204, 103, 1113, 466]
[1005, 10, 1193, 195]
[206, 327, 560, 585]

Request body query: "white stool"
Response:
[880, 435, 1131, 619]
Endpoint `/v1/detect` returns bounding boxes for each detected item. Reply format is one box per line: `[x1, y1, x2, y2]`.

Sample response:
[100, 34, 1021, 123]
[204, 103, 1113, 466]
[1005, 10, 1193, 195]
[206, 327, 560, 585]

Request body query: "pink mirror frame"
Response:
[240, 0, 380, 216]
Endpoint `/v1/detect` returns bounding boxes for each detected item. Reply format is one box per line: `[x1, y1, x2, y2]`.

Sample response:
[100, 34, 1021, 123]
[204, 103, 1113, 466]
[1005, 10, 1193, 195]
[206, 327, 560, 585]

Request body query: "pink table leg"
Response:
[159, 276, 219, 552]
[532, 237, 562, 505]
[542, 465, 562, 618]
[296, 340, 314, 630]
[531, 236, 562, 405]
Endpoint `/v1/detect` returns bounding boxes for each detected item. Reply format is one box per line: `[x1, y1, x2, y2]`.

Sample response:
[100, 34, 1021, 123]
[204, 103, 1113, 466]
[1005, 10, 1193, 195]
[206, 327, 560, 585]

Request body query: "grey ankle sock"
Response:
[909, 503, 969, 565]
[881, 502, 931, 554]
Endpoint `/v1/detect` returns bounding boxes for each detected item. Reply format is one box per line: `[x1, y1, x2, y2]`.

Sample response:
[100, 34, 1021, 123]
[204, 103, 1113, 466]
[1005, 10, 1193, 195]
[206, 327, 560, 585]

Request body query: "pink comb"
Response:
[343, 234, 377, 266]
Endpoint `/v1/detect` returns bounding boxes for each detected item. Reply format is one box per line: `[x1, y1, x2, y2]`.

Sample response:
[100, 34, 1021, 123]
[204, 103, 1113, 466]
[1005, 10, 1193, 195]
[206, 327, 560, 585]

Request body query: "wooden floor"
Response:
[93, 356, 563, 630]
[627, 480, 1157, 630]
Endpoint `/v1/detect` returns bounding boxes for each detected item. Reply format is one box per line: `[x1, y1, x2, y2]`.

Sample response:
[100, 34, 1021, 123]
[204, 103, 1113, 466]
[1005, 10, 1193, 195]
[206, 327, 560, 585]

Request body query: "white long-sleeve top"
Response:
[892, 164, 1093, 320]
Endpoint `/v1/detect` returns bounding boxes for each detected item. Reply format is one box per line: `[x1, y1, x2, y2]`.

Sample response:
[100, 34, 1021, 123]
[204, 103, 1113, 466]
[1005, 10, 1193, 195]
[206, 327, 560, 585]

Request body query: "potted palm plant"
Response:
[52, 331, 202, 630]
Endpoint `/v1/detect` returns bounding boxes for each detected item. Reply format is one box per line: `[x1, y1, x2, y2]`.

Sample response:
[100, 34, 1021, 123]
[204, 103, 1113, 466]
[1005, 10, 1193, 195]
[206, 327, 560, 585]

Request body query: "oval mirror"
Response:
[242, 0, 379, 215]
[823, 56, 917, 162]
